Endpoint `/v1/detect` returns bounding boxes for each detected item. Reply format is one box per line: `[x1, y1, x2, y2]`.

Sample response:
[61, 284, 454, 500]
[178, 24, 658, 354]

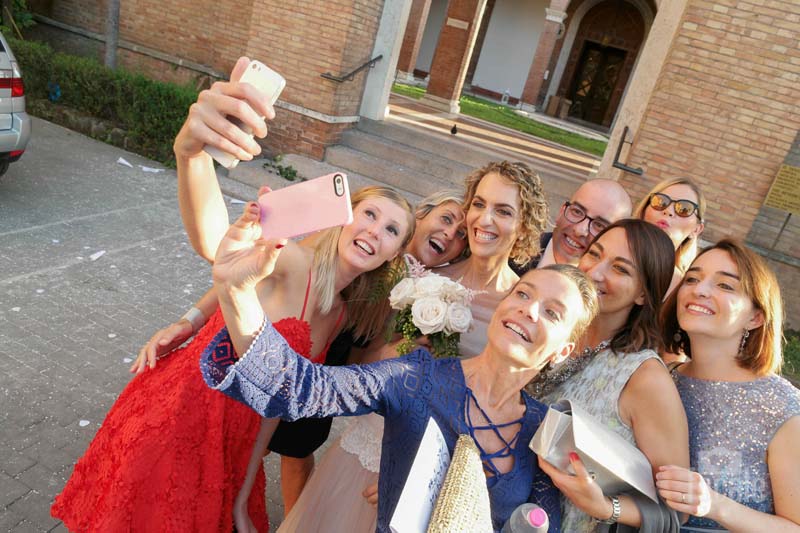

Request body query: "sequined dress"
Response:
[673, 371, 800, 531]
[201, 317, 563, 533]
[51, 302, 336, 533]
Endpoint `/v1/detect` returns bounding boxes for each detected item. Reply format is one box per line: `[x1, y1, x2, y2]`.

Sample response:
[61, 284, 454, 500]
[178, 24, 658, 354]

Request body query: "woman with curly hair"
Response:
[436, 160, 549, 356]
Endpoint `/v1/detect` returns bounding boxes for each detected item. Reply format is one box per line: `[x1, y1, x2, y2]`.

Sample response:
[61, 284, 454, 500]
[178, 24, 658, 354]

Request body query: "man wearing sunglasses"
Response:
[512, 179, 632, 274]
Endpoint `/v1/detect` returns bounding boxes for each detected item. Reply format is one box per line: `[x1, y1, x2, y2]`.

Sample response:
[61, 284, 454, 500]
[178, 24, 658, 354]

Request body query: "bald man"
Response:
[513, 179, 632, 275]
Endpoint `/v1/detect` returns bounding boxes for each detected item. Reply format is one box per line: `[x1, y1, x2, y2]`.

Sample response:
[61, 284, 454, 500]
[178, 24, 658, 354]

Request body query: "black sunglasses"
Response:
[562, 201, 609, 236]
[648, 193, 700, 219]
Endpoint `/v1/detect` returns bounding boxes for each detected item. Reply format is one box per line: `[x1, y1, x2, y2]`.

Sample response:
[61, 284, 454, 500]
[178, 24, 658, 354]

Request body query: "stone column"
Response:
[396, 0, 433, 81]
[419, 0, 488, 114]
[519, 2, 569, 112]
[360, 0, 414, 120]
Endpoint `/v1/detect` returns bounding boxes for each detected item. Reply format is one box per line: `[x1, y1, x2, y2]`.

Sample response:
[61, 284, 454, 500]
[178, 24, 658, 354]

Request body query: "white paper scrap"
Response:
[108, 333, 117, 339]
[35, 289, 44, 294]
[52, 239, 60, 244]
[79, 420, 90, 427]
[11, 307, 20, 312]
[139, 165, 165, 173]
[390, 418, 451, 533]
[230, 199, 246, 205]
[117, 157, 133, 168]
[123, 357, 133, 363]
[89, 250, 106, 261]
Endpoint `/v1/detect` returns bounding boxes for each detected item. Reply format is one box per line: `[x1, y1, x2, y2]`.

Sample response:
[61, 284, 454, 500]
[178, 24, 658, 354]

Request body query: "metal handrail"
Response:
[321, 55, 383, 83]
[612, 125, 644, 175]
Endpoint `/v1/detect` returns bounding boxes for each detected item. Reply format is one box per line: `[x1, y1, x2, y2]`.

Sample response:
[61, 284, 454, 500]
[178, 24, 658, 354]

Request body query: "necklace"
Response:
[525, 339, 611, 399]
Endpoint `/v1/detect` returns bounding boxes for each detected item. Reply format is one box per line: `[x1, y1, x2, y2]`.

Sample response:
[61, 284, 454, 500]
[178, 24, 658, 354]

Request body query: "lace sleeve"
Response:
[199, 316, 407, 421]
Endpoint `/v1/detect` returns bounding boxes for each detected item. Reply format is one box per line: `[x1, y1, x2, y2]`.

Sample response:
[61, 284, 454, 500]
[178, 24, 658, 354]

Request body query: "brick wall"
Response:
[619, 0, 800, 241]
[618, 0, 800, 328]
[29, 0, 387, 159]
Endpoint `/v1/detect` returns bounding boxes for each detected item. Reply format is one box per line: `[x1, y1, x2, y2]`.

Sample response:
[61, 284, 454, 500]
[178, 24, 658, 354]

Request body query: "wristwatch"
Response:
[598, 495, 621, 524]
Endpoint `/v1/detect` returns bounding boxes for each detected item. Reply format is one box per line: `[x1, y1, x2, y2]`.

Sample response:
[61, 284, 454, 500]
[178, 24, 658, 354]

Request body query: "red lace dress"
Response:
[51, 275, 341, 532]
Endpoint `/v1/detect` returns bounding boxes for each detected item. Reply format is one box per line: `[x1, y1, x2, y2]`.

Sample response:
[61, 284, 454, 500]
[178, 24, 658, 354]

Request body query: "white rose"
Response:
[413, 274, 447, 298]
[441, 279, 470, 304]
[389, 278, 417, 309]
[444, 303, 472, 335]
[411, 297, 448, 335]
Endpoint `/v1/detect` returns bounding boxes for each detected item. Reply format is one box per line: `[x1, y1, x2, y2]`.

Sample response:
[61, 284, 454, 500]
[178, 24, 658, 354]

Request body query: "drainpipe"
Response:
[104, 0, 120, 69]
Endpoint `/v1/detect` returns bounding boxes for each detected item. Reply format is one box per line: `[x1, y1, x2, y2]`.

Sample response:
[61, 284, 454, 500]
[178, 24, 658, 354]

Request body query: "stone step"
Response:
[225, 156, 426, 204]
[356, 117, 495, 170]
[339, 128, 473, 184]
[325, 145, 457, 200]
[355, 117, 590, 195]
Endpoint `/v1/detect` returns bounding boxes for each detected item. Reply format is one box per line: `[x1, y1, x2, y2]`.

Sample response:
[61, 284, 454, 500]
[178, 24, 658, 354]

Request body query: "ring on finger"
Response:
[681, 493, 687, 504]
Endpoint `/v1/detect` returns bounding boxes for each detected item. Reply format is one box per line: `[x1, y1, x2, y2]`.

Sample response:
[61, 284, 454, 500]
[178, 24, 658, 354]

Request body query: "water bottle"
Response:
[501, 503, 549, 533]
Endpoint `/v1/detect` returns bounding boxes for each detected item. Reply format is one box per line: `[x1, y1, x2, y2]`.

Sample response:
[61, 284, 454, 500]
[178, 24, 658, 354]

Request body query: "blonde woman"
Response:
[634, 177, 706, 296]
[276, 190, 467, 532]
[51, 55, 415, 533]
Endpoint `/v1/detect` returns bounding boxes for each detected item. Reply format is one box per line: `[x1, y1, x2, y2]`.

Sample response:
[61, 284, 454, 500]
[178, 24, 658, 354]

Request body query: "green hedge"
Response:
[9, 37, 198, 165]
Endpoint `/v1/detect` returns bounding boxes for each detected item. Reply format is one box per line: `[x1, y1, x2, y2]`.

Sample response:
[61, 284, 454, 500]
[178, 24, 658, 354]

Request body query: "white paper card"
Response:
[390, 418, 451, 533]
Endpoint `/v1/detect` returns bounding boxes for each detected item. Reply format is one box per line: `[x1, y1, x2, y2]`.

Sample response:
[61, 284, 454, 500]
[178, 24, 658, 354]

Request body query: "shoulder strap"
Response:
[299, 269, 312, 321]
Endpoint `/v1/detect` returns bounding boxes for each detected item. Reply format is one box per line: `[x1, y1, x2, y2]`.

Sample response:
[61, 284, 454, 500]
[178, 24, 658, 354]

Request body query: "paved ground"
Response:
[0, 118, 308, 531]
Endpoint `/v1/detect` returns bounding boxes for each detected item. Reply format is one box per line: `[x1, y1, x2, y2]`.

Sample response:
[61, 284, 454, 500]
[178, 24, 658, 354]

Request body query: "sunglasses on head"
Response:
[648, 193, 700, 218]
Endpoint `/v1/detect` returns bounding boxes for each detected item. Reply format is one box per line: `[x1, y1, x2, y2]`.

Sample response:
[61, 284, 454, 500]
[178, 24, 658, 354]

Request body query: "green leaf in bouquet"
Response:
[367, 261, 408, 303]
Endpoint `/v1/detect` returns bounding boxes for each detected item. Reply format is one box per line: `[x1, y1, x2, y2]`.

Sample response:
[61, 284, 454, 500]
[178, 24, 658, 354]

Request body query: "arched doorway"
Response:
[557, 0, 645, 128]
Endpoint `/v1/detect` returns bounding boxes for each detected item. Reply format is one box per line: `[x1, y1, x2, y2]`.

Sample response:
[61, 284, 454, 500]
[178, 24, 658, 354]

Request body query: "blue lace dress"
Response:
[200, 317, 562, 533]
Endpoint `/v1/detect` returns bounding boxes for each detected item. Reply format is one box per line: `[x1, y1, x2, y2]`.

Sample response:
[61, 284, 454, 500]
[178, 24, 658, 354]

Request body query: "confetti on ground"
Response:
[11, 307, 20, 312]
[123, 357, 133, 363]
[110, 265, 117, 269]
[52, 239, 60, 244]
[35, 289, 44, 294]
[117, 157, 133, 168]
[139, 165, 165, 173]
[79, 420, 90, 427]
[108, 333, 117, 339]
[230, 199, 246, 204]
[89, 250, 106, 261]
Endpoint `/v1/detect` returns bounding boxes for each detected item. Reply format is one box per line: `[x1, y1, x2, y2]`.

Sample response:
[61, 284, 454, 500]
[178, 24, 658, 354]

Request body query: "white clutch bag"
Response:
[529, 399, 658, 502]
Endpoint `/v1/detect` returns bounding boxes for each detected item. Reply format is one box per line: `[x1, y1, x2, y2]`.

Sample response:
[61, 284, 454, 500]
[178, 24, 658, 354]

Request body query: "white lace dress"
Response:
[277, 412, 384, 533]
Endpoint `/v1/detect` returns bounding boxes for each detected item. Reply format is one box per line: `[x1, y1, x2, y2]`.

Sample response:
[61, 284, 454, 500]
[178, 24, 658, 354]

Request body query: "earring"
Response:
[673, 328, 684, 343]
[739, 329, 750, 355]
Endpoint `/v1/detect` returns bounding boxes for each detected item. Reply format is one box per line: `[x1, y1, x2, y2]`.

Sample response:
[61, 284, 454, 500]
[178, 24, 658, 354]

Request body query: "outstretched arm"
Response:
[130, 286, 220, 374]
[174, 56, 275, 262]
[204, 202, 406, 421]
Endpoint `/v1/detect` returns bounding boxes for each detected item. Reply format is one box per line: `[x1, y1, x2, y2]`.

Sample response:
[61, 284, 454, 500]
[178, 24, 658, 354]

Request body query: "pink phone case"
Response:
[258, 173, 353, 240]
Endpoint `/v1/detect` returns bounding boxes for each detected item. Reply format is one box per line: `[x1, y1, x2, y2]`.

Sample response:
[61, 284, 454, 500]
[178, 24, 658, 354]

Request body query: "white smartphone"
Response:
[204, 60, 286, 169]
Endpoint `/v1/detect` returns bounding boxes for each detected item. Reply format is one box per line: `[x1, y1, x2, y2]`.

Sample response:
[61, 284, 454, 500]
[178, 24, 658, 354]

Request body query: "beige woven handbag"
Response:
[426, 434, 493, 533]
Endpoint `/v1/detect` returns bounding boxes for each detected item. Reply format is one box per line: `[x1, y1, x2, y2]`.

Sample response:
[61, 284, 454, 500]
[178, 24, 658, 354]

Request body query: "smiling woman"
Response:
[201, 202, 600, 531]
[437, 161, 549, 357]
[406, 190, 468, 267]
[660, 240, 800, 531]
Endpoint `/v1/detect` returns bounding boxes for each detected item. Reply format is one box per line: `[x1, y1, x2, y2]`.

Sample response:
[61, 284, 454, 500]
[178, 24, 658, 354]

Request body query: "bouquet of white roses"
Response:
[388, 264, 474, 358]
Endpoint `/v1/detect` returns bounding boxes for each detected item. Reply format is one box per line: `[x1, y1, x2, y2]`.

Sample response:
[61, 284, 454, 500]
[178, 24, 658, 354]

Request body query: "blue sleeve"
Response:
[200, 316, 413, 420]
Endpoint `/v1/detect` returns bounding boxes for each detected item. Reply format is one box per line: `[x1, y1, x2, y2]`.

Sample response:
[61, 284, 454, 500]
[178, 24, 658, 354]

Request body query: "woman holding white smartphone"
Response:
[51, 57, 416, 533]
